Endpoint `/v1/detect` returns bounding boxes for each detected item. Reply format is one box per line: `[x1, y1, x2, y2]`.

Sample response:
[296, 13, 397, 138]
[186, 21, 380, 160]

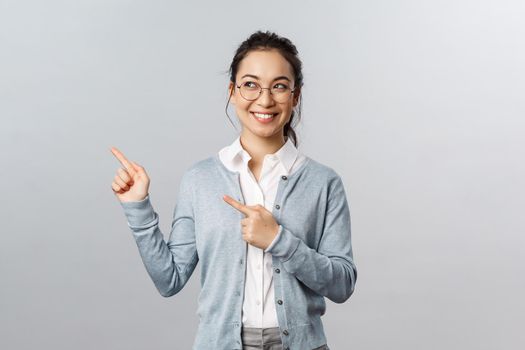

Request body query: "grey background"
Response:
[1, 0, 524, 349]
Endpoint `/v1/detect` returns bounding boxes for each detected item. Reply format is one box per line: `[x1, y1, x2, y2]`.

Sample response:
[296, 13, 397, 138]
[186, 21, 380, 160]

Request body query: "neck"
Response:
[239, 131, 286, 165]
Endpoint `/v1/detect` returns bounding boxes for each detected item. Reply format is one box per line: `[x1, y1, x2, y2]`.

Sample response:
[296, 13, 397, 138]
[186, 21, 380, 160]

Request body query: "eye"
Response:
[273, 83, 289, 90]
[242, 81, 259, 89]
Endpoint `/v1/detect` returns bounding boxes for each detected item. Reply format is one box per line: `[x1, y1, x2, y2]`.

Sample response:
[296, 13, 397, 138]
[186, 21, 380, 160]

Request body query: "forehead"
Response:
[237, 49, 294, 80]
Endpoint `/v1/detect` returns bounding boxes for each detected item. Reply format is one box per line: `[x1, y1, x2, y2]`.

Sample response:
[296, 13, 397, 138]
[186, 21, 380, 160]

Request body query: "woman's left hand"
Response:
[223, 195, 279, 251]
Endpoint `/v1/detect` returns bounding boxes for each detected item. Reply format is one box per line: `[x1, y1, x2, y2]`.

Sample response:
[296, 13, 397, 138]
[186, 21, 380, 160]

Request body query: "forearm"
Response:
[267, 225, 357, 303]
[120, 196, 193, 297]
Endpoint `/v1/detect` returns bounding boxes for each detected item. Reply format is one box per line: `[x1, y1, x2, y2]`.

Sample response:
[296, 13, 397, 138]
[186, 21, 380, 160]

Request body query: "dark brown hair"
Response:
[225, 30, 304, 147]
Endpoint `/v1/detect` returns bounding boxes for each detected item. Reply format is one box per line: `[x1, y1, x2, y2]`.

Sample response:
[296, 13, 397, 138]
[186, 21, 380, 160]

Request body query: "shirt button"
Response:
[282, 330, 289, 336]
[275, 204, 280, 209]
[277, 299, 283, 305]
[256, 300, 261, 305]
[281, 175, 287, 180]
[275, 268, 280, 273]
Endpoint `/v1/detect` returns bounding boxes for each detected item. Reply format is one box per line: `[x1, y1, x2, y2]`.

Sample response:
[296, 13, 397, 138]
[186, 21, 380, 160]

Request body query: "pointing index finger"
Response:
[223, 195, 252, 216]
[110, 147, 136, 175]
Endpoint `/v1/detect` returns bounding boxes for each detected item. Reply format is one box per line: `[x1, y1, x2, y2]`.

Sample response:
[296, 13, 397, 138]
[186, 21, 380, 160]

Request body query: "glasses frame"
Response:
[235, 81, 297, 103]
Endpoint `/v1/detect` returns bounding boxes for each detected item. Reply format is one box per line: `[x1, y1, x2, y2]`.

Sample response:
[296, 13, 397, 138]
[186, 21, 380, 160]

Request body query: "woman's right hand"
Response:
[110, 147, 150, 203]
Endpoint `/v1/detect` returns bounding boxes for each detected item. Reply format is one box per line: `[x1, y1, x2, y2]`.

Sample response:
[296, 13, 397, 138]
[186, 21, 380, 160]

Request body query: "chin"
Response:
[254, 128, 284, 139]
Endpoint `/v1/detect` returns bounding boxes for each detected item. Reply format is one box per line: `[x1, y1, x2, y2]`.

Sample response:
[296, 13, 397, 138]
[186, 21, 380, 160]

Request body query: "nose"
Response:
[256, 88, 275, 107]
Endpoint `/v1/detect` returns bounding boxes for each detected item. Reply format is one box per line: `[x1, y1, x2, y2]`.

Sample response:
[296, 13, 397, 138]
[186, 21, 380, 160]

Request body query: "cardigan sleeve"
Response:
[119, 169, 198, 297]
[265, 174, 357, 303]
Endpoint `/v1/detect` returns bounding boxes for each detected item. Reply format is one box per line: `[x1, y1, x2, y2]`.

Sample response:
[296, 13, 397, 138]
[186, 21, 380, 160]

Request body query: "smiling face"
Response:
[228, 49, 300, 142]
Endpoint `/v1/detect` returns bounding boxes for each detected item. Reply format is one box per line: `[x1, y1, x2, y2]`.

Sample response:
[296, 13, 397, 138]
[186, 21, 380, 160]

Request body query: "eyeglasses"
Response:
[235, 81, 296, 103]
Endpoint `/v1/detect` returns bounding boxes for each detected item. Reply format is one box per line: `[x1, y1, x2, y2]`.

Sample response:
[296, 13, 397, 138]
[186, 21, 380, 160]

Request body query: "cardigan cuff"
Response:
[119, 194, 157, 228]
[264, 225, 283, 253]
[265, 225, 301, 262]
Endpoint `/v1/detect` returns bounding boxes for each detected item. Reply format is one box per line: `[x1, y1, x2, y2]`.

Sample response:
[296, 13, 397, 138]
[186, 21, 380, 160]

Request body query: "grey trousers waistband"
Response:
[241, 327, 329, 350]
[241, 327, 282, 349]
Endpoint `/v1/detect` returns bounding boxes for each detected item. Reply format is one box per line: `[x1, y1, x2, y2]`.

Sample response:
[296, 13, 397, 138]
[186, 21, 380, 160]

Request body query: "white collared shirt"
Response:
[218, 135, 307, 328]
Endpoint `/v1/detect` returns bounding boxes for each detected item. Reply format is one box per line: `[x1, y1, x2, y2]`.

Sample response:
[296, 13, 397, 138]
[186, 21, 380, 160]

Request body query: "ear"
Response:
[228, 82, 236, 105]
[292, 87, 301, 107]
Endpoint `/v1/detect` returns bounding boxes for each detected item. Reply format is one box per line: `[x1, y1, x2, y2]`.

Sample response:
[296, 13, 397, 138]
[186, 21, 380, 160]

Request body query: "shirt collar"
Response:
[223, 136, 299, 175]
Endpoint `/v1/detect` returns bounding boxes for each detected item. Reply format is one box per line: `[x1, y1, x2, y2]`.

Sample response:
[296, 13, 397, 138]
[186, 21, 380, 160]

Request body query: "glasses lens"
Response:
[240, 82, 260, 101]
[271, 84, 292, 103]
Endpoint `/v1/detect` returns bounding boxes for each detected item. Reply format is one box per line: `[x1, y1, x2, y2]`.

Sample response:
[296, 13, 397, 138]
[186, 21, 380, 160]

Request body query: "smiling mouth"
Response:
[251, 112, 278, 123]
[251, 112, 277, 124]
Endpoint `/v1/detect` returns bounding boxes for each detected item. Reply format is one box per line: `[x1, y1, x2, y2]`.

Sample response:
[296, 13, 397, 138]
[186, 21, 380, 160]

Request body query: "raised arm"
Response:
[110, 147, 198, 297]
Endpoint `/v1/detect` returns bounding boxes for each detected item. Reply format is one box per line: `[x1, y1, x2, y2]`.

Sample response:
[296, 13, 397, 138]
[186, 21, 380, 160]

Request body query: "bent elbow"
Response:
[159, 289, 175, 298]
[329, 286, 355, 304]
[154, 269, 188, 298]
[330, 264, 357, 304]
[156, 279, 184, 298]
[158, 285, 182, 298]
[343, 282, 357, 303]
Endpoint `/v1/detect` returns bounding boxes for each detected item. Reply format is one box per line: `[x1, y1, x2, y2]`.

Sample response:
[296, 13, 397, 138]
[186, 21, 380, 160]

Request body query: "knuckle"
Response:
[118, 168, 129, 178]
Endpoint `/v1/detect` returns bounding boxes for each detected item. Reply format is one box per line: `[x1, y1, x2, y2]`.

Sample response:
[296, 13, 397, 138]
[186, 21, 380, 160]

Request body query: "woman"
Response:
[110, 31, 357, 350]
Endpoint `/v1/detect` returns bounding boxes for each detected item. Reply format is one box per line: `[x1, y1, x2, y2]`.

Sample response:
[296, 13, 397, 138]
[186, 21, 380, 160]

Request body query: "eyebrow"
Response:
[240, 74, 291, 82]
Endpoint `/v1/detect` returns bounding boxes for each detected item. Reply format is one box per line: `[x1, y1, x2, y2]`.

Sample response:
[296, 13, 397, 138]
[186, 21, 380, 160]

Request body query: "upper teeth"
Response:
[254, 113, 274, 119]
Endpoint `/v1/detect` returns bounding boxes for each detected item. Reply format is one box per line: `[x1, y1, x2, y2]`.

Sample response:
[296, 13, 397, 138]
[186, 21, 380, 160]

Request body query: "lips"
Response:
[250, 112, 278, 124]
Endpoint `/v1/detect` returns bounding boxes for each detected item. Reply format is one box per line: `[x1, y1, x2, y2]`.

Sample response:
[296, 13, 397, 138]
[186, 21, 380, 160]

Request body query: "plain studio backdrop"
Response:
[1, 0, 524, 349]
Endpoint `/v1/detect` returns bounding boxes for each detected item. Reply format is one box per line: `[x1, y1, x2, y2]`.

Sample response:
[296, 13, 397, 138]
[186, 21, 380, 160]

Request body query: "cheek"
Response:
[283, 103, 295, 116]
[236, 99, 252, 113]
